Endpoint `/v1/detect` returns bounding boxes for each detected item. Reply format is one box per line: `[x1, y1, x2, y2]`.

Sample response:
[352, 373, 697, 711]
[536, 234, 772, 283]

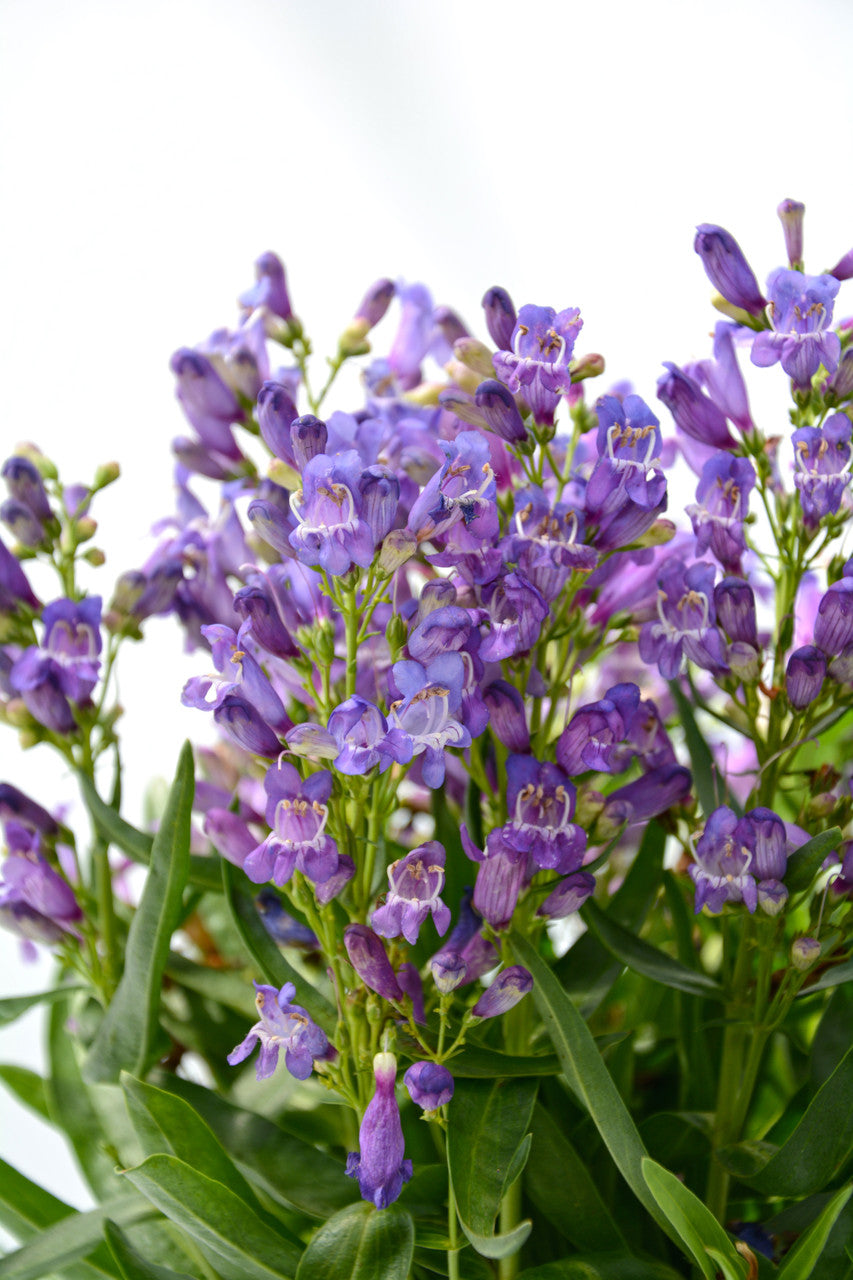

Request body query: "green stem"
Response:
[447, 1174, 461, 1280]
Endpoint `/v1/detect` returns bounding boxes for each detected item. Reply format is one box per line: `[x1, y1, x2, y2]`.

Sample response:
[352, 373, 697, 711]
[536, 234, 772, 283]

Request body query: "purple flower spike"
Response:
[493, 304, 583, 426]
[751, 269, 841, 387]
[793, 414, 853, 528]
[346, 1052, 413, 1209]
[227, 981, 328, 1081]
[404, 1061, 454, 1110]
[344, 924, 404, 1001]
[482, 286, 517, 351]
[786, 645, 826, 709]
[657, 363, 737, 451]
[471, 966, 533, 1019]
[694, 224, 766, 316]
[371, 841, 451, 945]
[239, 251, 293, 321]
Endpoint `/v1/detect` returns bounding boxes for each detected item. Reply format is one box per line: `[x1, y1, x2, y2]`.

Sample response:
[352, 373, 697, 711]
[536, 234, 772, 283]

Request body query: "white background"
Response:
[1, 0, 852, 1215]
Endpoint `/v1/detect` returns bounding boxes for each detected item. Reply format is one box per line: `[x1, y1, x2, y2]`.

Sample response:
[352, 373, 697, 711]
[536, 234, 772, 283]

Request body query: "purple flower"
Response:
[557, 683, 641, 776]
[690, 807, 757, 914]
[481, 285, 517, 351]
[344, 924, 404, 1001]
[404, 1061, 454, 1110]
[493, 304, 583, 425]
[504, 489, 597, 600]
[371, 842, 451, 945]
[694, 224, 766, 316]
[786, 645, 826, 709]
[751, 269, 841, 387]
[602, 764, 692, 825]
[429, 950, 468, 993]
[353, 278, 395, 330]
[498, 756, 587, 873]
[289, 451, 376, 576]
[777, 199, 805, 269]
[227, 981, 328, 1081]
[239, 251, 293, 322]
[483, 681, 530, 752]
[471, 965, 533, 1019]
[182, 623, 290, 735]
[479, 571, 549, 662]
[537, 872, 596, 919]
[387, 655, 471, 789]
[291, 416, 330, 473]
[586, 395, 666, 527]
[793, 414, 852, 528]
[0, 822, 81, 953]
[0, 533, 39, 612]
[169, 349, 244, 461]
[327, 696, 413, 776]
[243, 763, 339, 887]
[256, 380, 299, 464]
[692, 323, 755, 434]
[814, 578, 853, 656]
[461, 825, 526, 930]
[687, 454, 755, 573]
[40, 597, 102, 702]
[639, 559, 727, 678]
[346, 1052, 413, 1209]
[657, 363, 737, 451]
[474, 379, 527, 445]
[714, 578, 759, 647]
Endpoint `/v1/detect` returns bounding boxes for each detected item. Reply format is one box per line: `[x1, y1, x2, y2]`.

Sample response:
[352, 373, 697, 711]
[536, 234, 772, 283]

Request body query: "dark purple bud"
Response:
[397, 963, 425, 1023]
[694, 224, 766, 316]
[0, 534, 39, 611]
[344, 924, 404, 1001]
[474, 380, 527, 444]
[346, 1053, 412, 1208]
[247, 497, 296, 558]
[462, 827, 525, 930]
[537, 871, 596, 919]
[434, 305, 469, 347]
[746, 807, 787, 881]
[714, 578, 758, 646]
[2, 458, 53, 524]
[239, 251, 293, 321]
[0, 784, 58, 834]
[603, 764, 693, 825]
[429, 950, 467, 993]
[359, 466, 400, 543]
[657, 364, 737, 450]
[213, 694, 282, 757]
[404, 1061, 454, 1110]
[777, 199, 805, 268]
[482, 286, 517, 350]
[827, 348, 853, 400]
[256, 381, 299, 463]
[786, 645, 826, 709]
[254, 889, 319, 949]
[814, 579, 853, 656]
[290, 416, 328, 472]
[233, 583, 300, 658]
[483, 680, 529, 752]
[829, 248, 853, 283]
[471, 965, 533, 1019]
[408, 605, 473, 663]
[355, 278, 395, 328]
[1, 498, 45, 547]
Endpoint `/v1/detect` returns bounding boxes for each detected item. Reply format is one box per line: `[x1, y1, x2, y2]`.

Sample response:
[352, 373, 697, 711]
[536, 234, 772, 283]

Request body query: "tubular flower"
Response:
[371, 841, 451, 945]
[751, 269, 841, 387]
[792, 414, 853, 528]
[346, 1053, 413, 1209]
[638, 558, 728, 678]
[243, 762, 339, 888]
[387, 655, 471, 788]
[227, 981, 329, 1081]
[493, 303, 583, 425]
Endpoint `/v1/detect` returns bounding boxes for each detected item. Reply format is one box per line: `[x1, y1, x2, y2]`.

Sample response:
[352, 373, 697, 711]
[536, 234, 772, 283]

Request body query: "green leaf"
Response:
[785, 827, 843, 894]
[670, 680, 737, 816]
[121, 1152, 301, 1280]
[797, 957, 853, 996]
[78, 764, 220, 893]
[525, 1104, 626, 1253]
[294, 1202, 414, 1280]
[0, 1064, 50, 1121]
[84, 743, 194, 1083]
[509, 931, 676, 1244]
[777, 1183, 853, 1280]
[705, 1248, 750, 1280]
[444, 1042, 560, 1077]
[103, 1221, 196, 1280]
[149, 1072, 357, 1219]
[446, 1076, 536, 1259]
[582, 899, 724, 1000]
[0, 1193, 148, 1280]
[221, 857, 335, 1033]
[0, 1156, 80, 1239]
[121, 1074, 260, 1212]
[641, 1158, 745, 1280]
[517, 1258, 685, 1280]
[0, 985, 85, 1026]
[721, 1044, 853, 1196]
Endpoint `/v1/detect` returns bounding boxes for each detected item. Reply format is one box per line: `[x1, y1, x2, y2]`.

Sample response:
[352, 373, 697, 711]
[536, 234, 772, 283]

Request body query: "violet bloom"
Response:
[692, 323, 755, 435]
[289, 451, 376, 576]
[481, 285, 517, 351]
[793, 414, 852, 528]
[471, 966, 533, 1019]
[814, 578, 853, 656]
[690, 807, 757, 913]
[751, 269, 841, 387]
[657, 363, 737, 451]
[387, 655, 471, 788]
[238, 251, 293, 321]
[407, 431, 496, 546]
[169, 349, 244, 461]
[243, 763, 338, 888]
[504, 489, 597, 601]
[786, 645, 826, 709]
[344, 924, 404, 1001]
[602, 763, 692, 826]
[404, 1061, 454, 1111]
[227, 981, 328, 1081]
[371, 841, 451, 945]
[256, 381, 300, 464]
[557, 683, 642, 776]
[327, 696, 413, 776]
[0, 822, 82, 953]
[461, 826, 526, 930]
[11, 596, 103, 731]
[687, 454, 755, 573]
[346, 1052, 413, 1209]
[474, 379, 528, 445]
[0, 533, 39, 613]
[493, 303, 583, 425]
[182, 623, 290, 735]
[694, 224, 766, 316]
[586, 395, 666, 525]
[538, 872, 596, 919]
[479, 571, 549, 662]
[497, 756, 587, 874]
[639, 559, 727, 678]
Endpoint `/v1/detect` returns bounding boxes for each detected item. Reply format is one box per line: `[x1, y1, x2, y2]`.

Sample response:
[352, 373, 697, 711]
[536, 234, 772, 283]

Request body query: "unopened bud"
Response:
[632, 519, 676, 549]
[13, 444, 57, 481]
[711, 292, 763, 328]
[570, 352, 605, 382]
[791, 937, 821, 970]
[314, 618, 337, 667]
[377, 529, 417, 577]
[403, 382, 443, 407]
[267, 456, 301, 491]
[5, 698, 32, 728]
[385, 612, 408, 663]
[807, 792, 837, 820]
[74, 516, 97, 543]
[443, 360, 481, 395]
[82, 547, 106, 567]
[337, 323, 372, 358]
[93, 461, 121, 489]
[453, 338, 496, 380]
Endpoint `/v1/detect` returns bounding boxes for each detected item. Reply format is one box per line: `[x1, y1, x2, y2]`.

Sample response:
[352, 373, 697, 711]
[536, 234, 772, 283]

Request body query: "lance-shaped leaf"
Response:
[641, 1158, 746, 1280]
[509, 931, 676, 1244]
[121, 1153, 301, 1280]
[294, 1202, 414, 1280]
[516, 1257, 686, 1279]
[221, 857, 335, 1033]
[776, 1183, 853, 1280]
[447, 1076, 537, 1259]
[785, 827, 842, 894]
[0, 1188, 148, 1280]
[441, 1043, 560, 1078]
[103, 1220, 196, 1280]
[525, 1104, 626, 1253]
[718, 1044, 853, 1195]
[669, 680, 734, 815]
[0, 985, 85, 1026]
[84, 742, 194, 1083]
[582, 899, 724, 1000]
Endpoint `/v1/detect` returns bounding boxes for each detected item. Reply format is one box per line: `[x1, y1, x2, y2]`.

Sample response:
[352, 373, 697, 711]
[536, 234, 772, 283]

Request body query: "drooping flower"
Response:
[751, 269, 841, 387]
[346, 1052, 413, 1209]
[343, 924, 404, 1001]
[227, 981, 328, 1080]
[693, 224, 766, 316]
[371, 842, 451, 945]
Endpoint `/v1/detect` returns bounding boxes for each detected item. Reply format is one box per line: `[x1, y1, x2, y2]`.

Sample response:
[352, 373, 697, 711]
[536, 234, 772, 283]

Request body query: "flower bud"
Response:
[481, 286, 516, 350]
[453, 338, 496, 380]
[377, 529, 417, 578]
[538, 871, 596, 919]
[404, 1061, 454, 1110]
[791, 937, 821, 970]
[786, 645, 826, 709]
[694, 224, 766, 316]
[474, 380, 527, 445]
[471, 965, 533, 1019]
[429, 950, 467, 993]
[354, 278, 395, 329]
[777, 199, 805, 269]
[257, 381, 299, 463]
[290, 415, 328, 472]
[344, 924, 403, 1001]
[830, 248, 853, 283]
[570, 352, 605, 382]
[715, 578, 759, 646]
[483, 680, 529, 752]
[93, 461, 121, 489]
[315, 854, 355, 906]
